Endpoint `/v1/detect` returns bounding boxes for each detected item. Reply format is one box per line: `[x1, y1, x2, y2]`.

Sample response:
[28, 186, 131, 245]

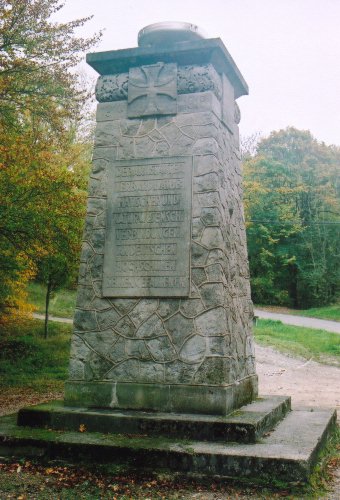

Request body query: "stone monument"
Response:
[10, 24, 335, 483]
[64, 21, 258, 415]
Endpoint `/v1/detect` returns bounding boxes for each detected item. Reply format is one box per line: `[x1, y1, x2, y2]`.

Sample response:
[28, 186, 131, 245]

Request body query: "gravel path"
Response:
[254, 309, 340, 334]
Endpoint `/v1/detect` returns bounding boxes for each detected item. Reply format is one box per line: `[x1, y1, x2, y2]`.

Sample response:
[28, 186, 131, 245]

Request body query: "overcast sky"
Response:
[55, 0, 340, 146]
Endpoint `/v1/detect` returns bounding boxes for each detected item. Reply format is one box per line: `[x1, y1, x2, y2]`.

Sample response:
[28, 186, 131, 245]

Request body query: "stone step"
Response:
[17, 395, 290, 444]
[0, 408, 336, 483]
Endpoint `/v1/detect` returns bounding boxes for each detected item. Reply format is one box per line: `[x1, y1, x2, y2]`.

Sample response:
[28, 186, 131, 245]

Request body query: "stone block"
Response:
[179, 297, 205, 318]
[64, 381, 115, 407]
[179, 334, 206, 363]
[96, 101, 128, 121]
[129, 299, 158, 327]
[64, 375, 258, 415]
[115, 383, 170, 411]
[177, 91, 221, 118]
[164, 313, 195, 349]
[95, 73, 128, 102]
[106, 359, 140, 382]
[146, 336, 177, 362]
[194, 172, 220, 192]
[195, 307, 228, 336]
[73, 309, 98, 332]
[200, 282, 225, 308]
[94, 121, 121, 147]
[135, 314, 166, 339]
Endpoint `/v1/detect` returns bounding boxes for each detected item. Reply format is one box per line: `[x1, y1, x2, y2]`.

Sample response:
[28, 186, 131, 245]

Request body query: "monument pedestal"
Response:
[66, 29, 258, 417]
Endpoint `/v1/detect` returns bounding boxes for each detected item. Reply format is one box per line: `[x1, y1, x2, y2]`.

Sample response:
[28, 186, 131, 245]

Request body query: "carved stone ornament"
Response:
[127, 63, 177, 117]
[95, 73, 128, 103]
[177, 65, 222, 101]
[95, 64, 222, 104]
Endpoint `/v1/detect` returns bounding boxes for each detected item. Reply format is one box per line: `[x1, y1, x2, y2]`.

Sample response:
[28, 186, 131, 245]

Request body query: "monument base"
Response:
[17, 395, 290, 444]
[0, 401, 336, 484]
[64, 375, 258, 416]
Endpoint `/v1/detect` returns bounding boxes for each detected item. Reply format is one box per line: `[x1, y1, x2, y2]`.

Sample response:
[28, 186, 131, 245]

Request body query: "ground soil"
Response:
[256, 343, 340, 500]
[0, 388, 63, 418]
[255, 343, 340, 416]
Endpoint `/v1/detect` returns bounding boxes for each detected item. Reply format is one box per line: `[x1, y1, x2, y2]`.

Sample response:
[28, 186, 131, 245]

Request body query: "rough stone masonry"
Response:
[64, 28, 258, 415]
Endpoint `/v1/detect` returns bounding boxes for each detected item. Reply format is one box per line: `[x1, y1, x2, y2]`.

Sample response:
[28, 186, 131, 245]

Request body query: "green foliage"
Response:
[37, 255, 72, 293]
[255, 319, 340, 365]
[244, 127, 340, 307]
[0, 319, 71, 391]
[0, 0, 99, 324]
[0, 0, 101, 132]
[37, 254, 75, 337]
[27, 282, 76, 319]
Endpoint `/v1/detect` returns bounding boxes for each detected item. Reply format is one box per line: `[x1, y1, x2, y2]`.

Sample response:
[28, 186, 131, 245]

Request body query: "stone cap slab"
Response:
[86, 38, 248, 99]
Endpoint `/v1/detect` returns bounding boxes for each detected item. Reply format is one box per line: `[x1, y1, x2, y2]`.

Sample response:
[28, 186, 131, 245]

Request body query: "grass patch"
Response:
[0, 319, 72, 392]
[308, 425, 340, 496]
[255, 319, 340, 365]
[27, 282, 76, 319]
[296, 304, 340, 322]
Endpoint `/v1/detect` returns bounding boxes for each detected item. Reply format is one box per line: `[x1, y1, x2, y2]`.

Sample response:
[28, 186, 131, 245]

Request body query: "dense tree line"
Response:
[243, 128, 340, 308]
[0, 0, 100, 327]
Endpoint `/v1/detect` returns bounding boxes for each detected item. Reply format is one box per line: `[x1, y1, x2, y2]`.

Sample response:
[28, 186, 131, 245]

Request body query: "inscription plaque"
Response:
[102, 156, 192, 297]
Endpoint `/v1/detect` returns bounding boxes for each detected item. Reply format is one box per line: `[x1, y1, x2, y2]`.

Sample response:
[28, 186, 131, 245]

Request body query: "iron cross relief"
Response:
[127, 63, 177, 118]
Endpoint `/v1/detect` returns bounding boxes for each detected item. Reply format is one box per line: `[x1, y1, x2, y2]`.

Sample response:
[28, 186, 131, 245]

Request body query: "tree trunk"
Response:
[289, 263, 298, 308]
[44, 280, 52, 339]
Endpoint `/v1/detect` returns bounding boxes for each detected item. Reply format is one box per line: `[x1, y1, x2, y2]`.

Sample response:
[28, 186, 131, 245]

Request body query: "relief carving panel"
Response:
[128, 63, 177, 117]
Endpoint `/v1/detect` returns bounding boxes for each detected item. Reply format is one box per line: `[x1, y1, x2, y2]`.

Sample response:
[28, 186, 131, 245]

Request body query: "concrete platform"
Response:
[0, 406, 336, 483]
[17, 395, 291, 444]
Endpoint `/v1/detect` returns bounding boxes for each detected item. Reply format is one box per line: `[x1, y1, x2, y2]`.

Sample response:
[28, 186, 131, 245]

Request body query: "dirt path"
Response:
[32, 312, 73, 324]
[255, 342, 340, 417]
[256, 343, 340, 500]
[254, 308, 340, 334]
